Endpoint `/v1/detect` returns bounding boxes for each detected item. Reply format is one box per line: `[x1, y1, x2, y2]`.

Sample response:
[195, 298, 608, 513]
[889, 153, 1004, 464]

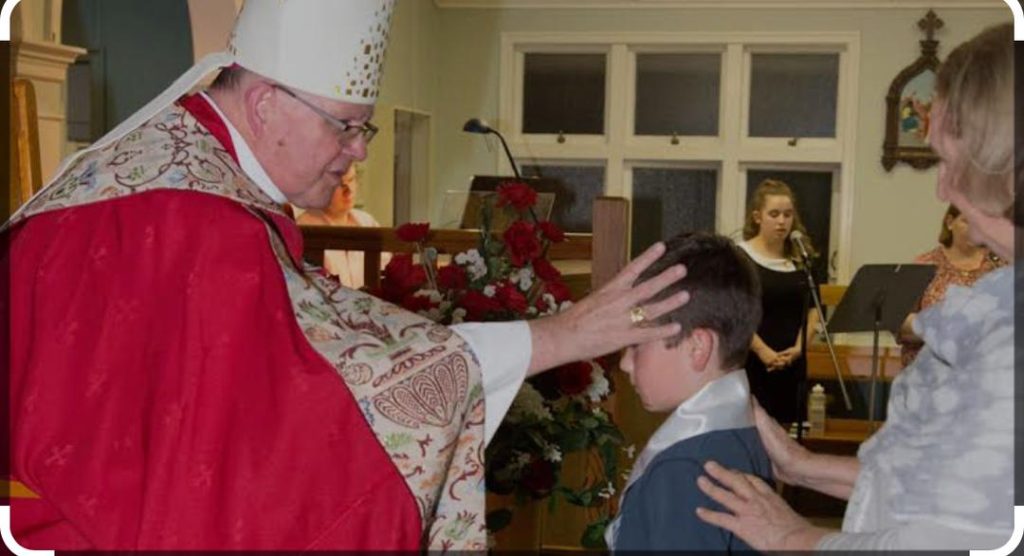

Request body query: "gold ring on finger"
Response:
[630, 306, 647, 325]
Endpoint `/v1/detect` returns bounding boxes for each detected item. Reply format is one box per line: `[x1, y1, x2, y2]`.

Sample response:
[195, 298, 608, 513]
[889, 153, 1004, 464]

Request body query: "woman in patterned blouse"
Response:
[898, 204, 1005, 366]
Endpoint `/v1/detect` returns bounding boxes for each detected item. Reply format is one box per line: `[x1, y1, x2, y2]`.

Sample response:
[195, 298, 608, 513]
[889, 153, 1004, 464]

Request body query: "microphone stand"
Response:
[793, 237, 853, 414]
[488, 129, 522, 179]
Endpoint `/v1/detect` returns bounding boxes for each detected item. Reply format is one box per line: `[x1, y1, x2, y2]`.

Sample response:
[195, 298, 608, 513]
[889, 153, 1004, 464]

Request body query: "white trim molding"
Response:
[437, 0, 1007, 9]
[13, 39, 86, 82]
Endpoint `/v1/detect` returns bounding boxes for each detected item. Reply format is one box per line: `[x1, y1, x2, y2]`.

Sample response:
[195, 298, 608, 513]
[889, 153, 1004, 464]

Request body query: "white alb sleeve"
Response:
[450, 321, 532, 446]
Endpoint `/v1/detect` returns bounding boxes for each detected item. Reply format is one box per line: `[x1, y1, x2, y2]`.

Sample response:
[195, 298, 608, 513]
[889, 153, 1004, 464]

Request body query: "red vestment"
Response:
[3, 95, 423, 550]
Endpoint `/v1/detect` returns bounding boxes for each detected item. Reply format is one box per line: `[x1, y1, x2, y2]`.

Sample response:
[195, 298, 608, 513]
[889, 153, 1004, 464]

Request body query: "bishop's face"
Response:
[258, 86, 373, 210]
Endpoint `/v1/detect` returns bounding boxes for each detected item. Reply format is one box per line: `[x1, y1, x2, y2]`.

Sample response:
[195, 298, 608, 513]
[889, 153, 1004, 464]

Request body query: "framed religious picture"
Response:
[882, 10, 944, 171]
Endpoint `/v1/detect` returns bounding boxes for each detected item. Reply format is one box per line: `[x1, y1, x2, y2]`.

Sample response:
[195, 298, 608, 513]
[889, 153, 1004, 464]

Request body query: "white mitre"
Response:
[230, 0, 394, 104]
[34, 0, 395, 201]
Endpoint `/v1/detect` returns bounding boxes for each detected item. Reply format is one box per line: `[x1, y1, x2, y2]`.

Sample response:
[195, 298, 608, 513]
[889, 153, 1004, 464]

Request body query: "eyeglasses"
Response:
[272, 84, 379, 145]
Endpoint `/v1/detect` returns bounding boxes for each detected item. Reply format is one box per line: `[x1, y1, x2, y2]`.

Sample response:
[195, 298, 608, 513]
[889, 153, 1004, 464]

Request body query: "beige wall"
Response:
[361, 0, 443, 225]
[186, 0, 240, 63]
[410, 5, 1011, 276]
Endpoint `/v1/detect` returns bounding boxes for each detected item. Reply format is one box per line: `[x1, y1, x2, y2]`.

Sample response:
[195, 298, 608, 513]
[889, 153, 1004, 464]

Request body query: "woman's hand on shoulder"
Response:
[753, 399, 810, 486]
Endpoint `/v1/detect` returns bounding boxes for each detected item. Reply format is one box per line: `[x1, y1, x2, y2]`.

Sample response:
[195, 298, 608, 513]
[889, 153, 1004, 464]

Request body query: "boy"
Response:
[606, 232, 772, 552]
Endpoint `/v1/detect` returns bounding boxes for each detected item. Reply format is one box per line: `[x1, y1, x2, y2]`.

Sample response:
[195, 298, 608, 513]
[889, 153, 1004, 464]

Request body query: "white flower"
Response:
[543, 443, 562, 463]
[451, 307, 467, 324]
[468, 260, 487, 280]
[483, 285, 496, 297]
[543, 293, 557, 312]
[455, 249, 481, 265]
[591, 407, 605, 418]
[558, 301, 573, 312]
[414, 288, 443, 304]
[527, 306, 539, 316]
[506, 383, 552, 422]
[623, 444, 637, 459]
[585, 366, 609, 402]
[511, 267, 534, 292]
[597, 482, 616, 499]
[455, 249, 488, 280]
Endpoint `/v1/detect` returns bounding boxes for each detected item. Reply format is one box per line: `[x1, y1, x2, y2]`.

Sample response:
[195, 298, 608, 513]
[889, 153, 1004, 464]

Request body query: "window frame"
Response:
[499, 31, 860, 281]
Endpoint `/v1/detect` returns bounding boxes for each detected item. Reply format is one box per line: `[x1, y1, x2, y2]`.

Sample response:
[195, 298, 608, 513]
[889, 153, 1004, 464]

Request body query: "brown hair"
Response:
[937, 204, 962, 247]
[934, 23, 1014, 218]
[742, 179, 817, 260]
[636, 232, 762, 370]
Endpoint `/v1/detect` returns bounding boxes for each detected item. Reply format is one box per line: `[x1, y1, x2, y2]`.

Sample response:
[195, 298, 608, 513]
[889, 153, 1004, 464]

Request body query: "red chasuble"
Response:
[3, 96, 426, 549]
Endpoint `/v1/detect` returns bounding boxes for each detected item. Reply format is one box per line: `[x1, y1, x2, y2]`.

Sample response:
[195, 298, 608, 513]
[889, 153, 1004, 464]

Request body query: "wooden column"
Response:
[12, 39, 84, 186]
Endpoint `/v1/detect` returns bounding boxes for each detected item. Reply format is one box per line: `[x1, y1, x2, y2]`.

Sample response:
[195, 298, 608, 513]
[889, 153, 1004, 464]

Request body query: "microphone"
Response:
[789, 230, 811, 262]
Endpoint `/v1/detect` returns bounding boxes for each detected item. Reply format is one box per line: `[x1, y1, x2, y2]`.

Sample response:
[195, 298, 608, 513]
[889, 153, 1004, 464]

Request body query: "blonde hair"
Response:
[742, 179, 817, 261]
[934, 23, 1014, 218]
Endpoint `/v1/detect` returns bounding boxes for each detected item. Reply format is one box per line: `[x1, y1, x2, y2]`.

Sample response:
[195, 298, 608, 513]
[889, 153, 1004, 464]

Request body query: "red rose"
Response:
[381, 254, 427, 302]
[496, 181, 538, 211]
[502, 221, 542, 267]
[396, 222, 430, 243]
[538, 221, 566, 243]
[554, 361, 593, 396]
[545, 279, 572, 303]
[531, 257, 561, 283]
[459, 290, 503, 321]
[437, 264, 469, 290]
[401, 292, 437, 313]
[521, 459, 556, 498]
[496, 283, 528, 314]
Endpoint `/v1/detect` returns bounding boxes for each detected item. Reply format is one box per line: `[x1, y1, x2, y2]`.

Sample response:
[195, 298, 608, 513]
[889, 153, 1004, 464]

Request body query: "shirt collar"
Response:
[199, 91, 288, 205]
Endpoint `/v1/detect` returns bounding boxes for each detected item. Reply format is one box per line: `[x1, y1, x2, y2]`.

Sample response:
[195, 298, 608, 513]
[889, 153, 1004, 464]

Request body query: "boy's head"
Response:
[620, 232, 762, 412]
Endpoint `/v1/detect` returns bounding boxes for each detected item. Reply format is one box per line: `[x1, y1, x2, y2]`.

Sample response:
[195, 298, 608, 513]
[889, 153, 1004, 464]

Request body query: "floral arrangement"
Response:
[372, 182, 625, 547]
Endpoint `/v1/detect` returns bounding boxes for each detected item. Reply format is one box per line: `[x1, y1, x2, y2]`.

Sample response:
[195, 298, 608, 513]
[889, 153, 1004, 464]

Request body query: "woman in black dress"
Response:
[737, 180, 818, 424]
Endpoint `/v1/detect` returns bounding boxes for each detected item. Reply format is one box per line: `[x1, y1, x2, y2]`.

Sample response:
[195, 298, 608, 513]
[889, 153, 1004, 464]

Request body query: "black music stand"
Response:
[826, 264, 936, 424]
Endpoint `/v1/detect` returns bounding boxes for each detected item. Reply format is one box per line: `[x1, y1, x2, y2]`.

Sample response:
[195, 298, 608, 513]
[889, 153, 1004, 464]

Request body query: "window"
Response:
[521, 162, 605, 233]
[522, 53, 606, 135]
[748, 53, 839, 138]
[631, 166, 718, 255]
[502, 32, 859, 280]
[634, 53, 721, 137]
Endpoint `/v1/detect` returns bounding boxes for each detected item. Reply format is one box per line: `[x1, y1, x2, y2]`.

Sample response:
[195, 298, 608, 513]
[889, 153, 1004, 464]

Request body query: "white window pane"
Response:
[749, 54, 839, 138]
[521, 164, 605, 233]
[631, 167, 717, 256]
[635, 53, 720, 136]
[746, 170, 833, 282]
[523, 54, 606, 135]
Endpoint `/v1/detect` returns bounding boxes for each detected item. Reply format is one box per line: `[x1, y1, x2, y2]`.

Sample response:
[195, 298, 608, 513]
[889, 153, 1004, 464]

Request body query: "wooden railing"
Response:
[300, 197, 631, 301]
